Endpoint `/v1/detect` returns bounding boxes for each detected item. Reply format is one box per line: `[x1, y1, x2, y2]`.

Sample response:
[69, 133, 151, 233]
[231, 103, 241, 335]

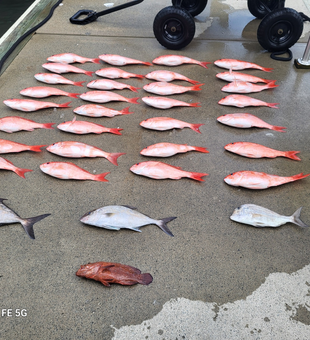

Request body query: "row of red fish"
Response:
[1, 53, 210, 183]
[214, 59, 309, 190]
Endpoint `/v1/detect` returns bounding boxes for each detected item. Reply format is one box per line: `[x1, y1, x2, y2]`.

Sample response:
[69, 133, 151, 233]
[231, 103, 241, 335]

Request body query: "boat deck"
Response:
[1, 0, 310, 339]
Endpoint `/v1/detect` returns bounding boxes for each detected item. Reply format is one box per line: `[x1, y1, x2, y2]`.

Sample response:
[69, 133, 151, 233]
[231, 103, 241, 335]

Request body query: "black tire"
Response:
[257, 8, 303, 51]
[247, 0, 282, 19]
[153, 6, 195, 50]
[172, 0, 208, 17]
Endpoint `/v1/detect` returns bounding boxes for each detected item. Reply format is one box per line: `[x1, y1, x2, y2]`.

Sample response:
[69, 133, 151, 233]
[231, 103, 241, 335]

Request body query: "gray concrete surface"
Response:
[1, 0, 310, 339]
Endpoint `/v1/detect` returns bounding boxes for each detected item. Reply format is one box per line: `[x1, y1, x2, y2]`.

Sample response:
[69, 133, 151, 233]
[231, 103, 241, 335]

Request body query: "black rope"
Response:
[0, 0, 63, 74]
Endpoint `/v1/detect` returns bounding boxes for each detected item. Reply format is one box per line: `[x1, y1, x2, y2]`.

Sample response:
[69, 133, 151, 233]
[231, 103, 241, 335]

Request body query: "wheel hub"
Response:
[163, 19, 183, 40]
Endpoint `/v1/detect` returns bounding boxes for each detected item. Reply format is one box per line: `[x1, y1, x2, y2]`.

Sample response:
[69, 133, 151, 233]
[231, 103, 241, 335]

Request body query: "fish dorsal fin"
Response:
[122, 205, 137, 210]
[229, 67, 233, 74]
[168, 164, 182, 170]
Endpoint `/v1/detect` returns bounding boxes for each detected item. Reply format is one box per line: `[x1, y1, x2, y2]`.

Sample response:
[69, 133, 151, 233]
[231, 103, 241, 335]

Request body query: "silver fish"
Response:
[0, 198, 50, 239]
[230, 204, 308, 228]
[80, 205, 176, 236]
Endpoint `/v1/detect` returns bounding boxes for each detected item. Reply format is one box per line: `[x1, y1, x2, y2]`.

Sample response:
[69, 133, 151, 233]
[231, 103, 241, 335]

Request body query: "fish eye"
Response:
[136, 163, 140, 165]
[230, 173, 234, 176]
[47, 162, 50, 165]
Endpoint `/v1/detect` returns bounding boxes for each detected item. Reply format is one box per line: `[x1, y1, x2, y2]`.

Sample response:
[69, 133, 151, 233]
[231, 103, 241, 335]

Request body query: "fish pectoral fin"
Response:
[102, 225, 121, 231]
[101, 265, 115, 272]
[100, 279, 111, 287]
[130, 227, 142, 232]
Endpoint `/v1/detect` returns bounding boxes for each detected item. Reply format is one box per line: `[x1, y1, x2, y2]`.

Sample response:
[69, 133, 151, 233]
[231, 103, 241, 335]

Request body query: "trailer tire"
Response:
[247, 0, 281, 19]
[172, 0, 208, 17]
[153, 6, 195, 50]
[257, 8, 303, 51]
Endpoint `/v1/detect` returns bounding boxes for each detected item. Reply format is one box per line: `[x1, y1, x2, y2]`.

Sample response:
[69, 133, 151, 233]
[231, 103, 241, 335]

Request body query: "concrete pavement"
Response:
[1, 0, 310, 339]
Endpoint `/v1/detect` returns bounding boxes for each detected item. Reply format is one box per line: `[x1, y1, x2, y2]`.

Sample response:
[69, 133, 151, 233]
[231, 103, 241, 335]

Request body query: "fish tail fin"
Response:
[74, 81, 86, 87]
[292, 207, 309, 228]
[200, 62, 211, 69]
[68, 93, 80, 99]
[14, 168, 33, 178]
[262, 67, 273, 72]
[21, 213, 51, 239]
[266, 80, 278, 89]
[42, 123, 55, 130]
[267, 102, 279, 108]
[91, 58, 101, 64]
[138, 273, 153, 285]
[128, 97, 140, 104]
[188, 79, 201, 85]
[193, 146, 209, 153]
[29, 145, 46, 152]
[94, 172, 110, 182]
[157, 217, 176, 237]
[266, 79, 277, 83]
[189, 102, 201, 107]
[190, 123, 204, 134]
[285, 151, 301, 161]
[135, 74, 144, 79]
[143, 62, 153, 66]
[109, 128, 123, 135]
[106, 152, 126, 166]
[85, 71, 94, 77]
[58, 101, 72, 108]
[189, 172, 208, 182]
[291, 173, 310, 181]
[191, 84, 204, 91]
[271, 125, 286, 132]
[129, 86, 141, 93]
[120, 107, 134, 115]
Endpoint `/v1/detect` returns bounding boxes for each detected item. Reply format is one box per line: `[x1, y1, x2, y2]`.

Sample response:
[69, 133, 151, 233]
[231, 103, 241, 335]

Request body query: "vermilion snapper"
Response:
[42, 63, 94, 77]
[47, 53, 100, 64]
[217, 113, 286, 132]
[142, 96, 200, 109]
[87, 79, 140, 92]
[95, 67, 144, 79]
[0, 116, 54, 133]
[46, 141, 125, 165]
[221, 80, 278, 94]
[218, 94, 278, 108]
[130, 161, 208, 181]
[224, 171, 310, 189]
[224, 142, 301, 161]
[216, 71, 275, 84]
[20, 86, 80, 99]
[143, 82, 203, 95]
[99, 54, 152, 66]
[153, 55, 211, 68]
[3, 99, 71, 112]
[57, 117, 122, 135]
[140, 142, 209, 157]
[145, 70, 200, 84]
[140, 117, 204, 133]
[34, 73, 85, 87]
[73, 105, 133, 118]
[80, 91, 140, 104]
[40, 162, 110, 182]
[0, 139, 46, 153]
[214, 59, 273, 71]
[0, 157, 32, 178]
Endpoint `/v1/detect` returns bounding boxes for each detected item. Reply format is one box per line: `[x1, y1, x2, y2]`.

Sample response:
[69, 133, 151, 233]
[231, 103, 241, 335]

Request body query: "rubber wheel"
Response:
[247, 0, 282, 19]
[257, 8, 303, 51]
[172, 0, 208, 17]
[153, 6, 195, 50]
